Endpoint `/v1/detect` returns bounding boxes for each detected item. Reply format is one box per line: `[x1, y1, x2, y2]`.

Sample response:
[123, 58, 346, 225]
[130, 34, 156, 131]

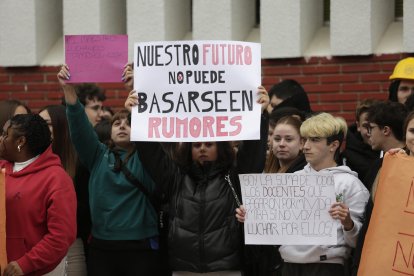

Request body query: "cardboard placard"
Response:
[358, 153, 414, 275]
[240, 173, 337, 245]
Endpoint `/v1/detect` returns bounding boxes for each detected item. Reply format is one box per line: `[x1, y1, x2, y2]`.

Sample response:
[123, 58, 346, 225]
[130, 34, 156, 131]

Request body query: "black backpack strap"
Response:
[112, 150, 157, 208]
[121, 164, 151, 197]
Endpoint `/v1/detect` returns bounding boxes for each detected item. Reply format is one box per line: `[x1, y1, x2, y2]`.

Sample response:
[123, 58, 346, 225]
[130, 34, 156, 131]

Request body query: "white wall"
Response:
[370, 0, 394, 51]
[64, 0, 125, 34]
[193, 0, 232, 39]
[164, 0, 191, 41]
[404, 0, 414, 52]
[231, 0, 256, 41]
[261, 0, 323, 58]
[331, 0, 371, 55]
[127, 0, 191, 60]
[331, 0, 394, 56]
[0, 0, 413, 66]
[100, 0, 126, 34]
[261, 0, 301, 58]
[193, 0, 255, 40]
[300, 0, 323, 55]
[0, 0, 62, 66]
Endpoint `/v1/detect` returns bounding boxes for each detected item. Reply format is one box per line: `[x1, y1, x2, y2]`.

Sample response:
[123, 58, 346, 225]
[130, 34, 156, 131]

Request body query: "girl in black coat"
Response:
[125, 87, 269, 275]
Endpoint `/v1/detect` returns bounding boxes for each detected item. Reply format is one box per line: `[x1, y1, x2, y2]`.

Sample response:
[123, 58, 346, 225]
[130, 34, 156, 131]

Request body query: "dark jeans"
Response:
[88, 238, 161, 276]
[282, 262, 344, 276]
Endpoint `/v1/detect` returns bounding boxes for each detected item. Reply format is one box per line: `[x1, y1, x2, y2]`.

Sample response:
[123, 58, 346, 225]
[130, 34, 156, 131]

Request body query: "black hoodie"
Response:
[341, 123, 380, 183]
[275, 91, 312, 115]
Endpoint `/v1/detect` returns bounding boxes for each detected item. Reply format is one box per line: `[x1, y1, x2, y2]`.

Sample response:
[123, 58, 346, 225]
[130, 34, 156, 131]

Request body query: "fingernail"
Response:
[68, 73, 71, 77]
[66, 76, 70, 80]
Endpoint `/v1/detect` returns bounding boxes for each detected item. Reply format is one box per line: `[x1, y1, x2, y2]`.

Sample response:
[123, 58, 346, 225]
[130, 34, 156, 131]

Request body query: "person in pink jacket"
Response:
[0, 113, 77, 276]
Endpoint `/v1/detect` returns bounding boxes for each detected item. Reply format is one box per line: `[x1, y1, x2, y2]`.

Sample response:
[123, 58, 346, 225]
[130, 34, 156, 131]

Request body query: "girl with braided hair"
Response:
[0, 113, 76, 276]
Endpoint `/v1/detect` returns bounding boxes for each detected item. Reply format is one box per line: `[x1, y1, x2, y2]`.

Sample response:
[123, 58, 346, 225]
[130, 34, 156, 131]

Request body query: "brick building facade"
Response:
[1, 53, 411, 123]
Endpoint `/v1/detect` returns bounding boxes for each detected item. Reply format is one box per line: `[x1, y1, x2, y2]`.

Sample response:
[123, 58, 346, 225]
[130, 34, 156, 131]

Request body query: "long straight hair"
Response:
[39, 105, 77, 178]
[0, 100, 30, 130]
[176, 141, 235, 171]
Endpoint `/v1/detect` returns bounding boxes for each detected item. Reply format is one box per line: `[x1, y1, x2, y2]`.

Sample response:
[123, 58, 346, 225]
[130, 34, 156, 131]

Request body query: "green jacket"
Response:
[67, 100, 157, 240]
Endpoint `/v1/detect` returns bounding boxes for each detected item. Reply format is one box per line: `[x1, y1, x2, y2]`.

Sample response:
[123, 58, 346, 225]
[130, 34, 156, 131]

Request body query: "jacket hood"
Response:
[188, 161, 228, 180]
[1, 146, 63, 177]
[344, 123, 380, 157]
[302, 163, 358, 177]
[276, 92, 312, 114]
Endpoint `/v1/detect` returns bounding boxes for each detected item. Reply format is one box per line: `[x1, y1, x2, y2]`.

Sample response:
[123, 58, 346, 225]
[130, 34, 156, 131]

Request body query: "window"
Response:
[395, 0, 403, 21]
[323, 0, 330, 25]
[255, 0, 260, 27]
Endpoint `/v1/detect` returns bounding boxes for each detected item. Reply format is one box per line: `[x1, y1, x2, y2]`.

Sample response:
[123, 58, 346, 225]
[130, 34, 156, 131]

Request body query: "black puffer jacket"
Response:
[136, 115, 268, 273]
[168, 162, 243, 272]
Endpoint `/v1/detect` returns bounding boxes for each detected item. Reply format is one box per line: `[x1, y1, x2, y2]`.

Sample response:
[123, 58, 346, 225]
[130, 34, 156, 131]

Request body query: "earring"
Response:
[17, 145, 21, 152]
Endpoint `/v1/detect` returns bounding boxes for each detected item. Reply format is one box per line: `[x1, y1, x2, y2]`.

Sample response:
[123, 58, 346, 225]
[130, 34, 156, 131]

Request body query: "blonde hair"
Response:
[300, 113, 347, 139]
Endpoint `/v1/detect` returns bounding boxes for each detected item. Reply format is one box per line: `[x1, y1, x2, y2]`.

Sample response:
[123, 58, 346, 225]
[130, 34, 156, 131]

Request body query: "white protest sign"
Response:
[131, 40, 261, 142]
[240, 173, 337, 245]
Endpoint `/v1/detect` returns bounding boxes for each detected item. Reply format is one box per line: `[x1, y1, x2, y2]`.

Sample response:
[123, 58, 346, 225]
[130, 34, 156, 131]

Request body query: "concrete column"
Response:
[331, 0, 393, 56]
[127, 0, 191, 59]
[371, 0, 394, 51]
[63, 0, 126, 34]
[0, 0, 62, 66]
[404, 0, 414, 52]
[261, 0, 323, 58]
[193, 0, 255, 41]
[164, 0, 191, 40]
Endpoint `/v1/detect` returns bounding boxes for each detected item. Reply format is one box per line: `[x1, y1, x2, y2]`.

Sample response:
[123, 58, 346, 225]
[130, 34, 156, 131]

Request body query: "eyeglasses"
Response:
[365, 124, 380, 135]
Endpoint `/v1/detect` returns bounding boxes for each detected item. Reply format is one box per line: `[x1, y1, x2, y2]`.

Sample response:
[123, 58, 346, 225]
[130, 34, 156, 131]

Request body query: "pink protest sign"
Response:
[65, 34, 128, 83]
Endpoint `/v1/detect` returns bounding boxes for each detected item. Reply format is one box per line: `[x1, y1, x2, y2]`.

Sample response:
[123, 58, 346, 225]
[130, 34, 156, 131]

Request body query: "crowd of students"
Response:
[0, 57, 413, 276]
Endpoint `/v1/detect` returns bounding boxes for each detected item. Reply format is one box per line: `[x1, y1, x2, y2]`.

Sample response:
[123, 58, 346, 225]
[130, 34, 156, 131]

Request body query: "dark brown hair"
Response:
[355, 98, 380, 121]
[0, 100, 30, 130]
[176, 141, 235, 170]
[39, 105, 77, 178]
[403, 111, 414, 140]
[108, 109, 136, 161]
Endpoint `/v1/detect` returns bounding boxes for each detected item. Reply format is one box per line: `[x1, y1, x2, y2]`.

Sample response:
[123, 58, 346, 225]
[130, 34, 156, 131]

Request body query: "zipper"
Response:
[199, 178, 207, 271]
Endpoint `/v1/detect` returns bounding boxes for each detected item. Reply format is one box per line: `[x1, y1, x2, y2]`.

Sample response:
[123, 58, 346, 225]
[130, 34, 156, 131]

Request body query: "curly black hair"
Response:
[61, 83, 106, 106]
[75, 83, 106, 105]
[9, 113, 51, 156]
[367, 101, 408, 142]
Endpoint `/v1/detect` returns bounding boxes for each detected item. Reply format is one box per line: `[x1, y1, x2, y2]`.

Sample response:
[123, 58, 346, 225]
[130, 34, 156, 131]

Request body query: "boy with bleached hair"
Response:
[278, 112, 369, 276]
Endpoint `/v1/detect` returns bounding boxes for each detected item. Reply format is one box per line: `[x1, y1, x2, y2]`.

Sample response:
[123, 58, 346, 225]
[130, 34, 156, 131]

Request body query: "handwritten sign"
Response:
[65, 34, 128, 83]
[358, 153, 414, 276]
[240, 173, 337, 245]
[131, 40, 261, 142]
